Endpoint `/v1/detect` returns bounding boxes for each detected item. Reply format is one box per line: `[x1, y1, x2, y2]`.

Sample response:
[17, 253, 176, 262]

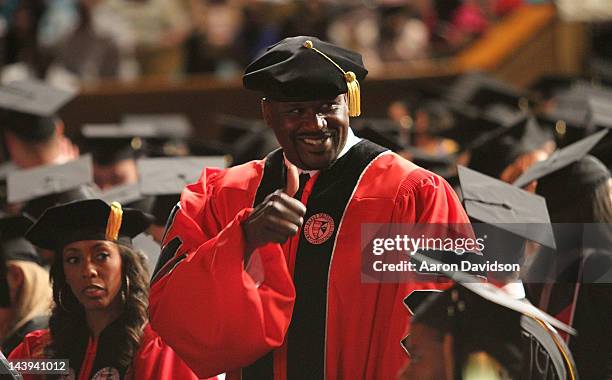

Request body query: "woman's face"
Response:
[62, 240, 123, 312]
[398, 323, 454, 380]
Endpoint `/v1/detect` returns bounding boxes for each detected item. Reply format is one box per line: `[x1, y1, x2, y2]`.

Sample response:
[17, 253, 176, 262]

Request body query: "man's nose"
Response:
[303, 112, 327, 131]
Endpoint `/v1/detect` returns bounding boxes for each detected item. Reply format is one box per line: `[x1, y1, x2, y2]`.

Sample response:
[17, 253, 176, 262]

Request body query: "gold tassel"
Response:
[344, 71, 360, 117]
[105, 202, 123, 241]
[303, 40, 362, 117]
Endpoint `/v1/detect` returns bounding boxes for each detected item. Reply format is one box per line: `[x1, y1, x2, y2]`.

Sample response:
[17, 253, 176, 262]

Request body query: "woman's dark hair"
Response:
[45, 244, 150, 368]
[537, 156, 612, 250]
[546, 177, 612, 224]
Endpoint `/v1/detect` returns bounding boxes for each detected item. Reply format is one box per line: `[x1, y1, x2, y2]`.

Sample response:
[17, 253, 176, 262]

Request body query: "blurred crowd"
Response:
[0, 0, 526, 85]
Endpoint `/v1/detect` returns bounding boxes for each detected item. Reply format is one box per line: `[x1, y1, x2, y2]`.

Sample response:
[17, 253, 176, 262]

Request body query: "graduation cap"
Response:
[121, 114, 193, 157]
[403, 146, 456, 174]
[445, 71, 528, 111]
[513, 129, 609, 188]
[539, 84, 609, 146]
[6, 155, 97, 219]
[81, 123, 153, 166]
[467, 116, 553, 179]
[26, 199, 153, 252]
[433, 100, 527, 152]
[203, 115, 278, 166]
[528, 75, 583, 101]
[0, 79, 77, 142]
[458, 165, 556, 249]
[139, 156, 228, 225]
[404, 253, 576, 380]
[0, 215, 40, 263]
[588, 92, 612, 129]
[243, 36, 368, 117]
[99, 183, 144, 206]
[0, 215, 41, 307]
[352, 121, 404, 151]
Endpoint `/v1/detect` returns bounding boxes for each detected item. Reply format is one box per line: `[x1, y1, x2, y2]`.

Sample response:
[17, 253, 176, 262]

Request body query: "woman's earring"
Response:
[58, 288, 71, 312]
[122, 276, 130, 304]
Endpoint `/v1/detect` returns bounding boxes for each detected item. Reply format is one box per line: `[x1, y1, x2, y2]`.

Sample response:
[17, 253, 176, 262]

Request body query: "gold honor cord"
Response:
[105, 202, 124, 241]
[531, 317, 577, 380]
[302, 40, 361, 117]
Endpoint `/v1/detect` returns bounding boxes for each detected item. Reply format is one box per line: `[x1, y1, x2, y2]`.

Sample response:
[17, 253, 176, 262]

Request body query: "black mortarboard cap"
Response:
[528, 75, 583, 101]
[121, 114, 192, 140]
[26, 199, 153, 252]
[445, 71, 528, 111]
[539, 84, 608, 145]
[468, 116, 553, 178]
[406, 253, 576, 380]
[207, 115, 278, 166]
[6, 156, 96, 219]
[22, 185, 97, 221]
[352, 119, 458, 175]
[99, 183, 144, 206]
[243, 36, 367, 116]
[536, 155, 610, 226]
[588, 92, 612, 129]
[0, 214, 40, 307]
[98, 183, 154, 217]
[403, 146, 456, 174]
[513, 128, 609, 188]
[458, 165, 556, 249]
[81, 123, 151, 165]
[7, 155, 93, 205]
[139, 156, 227, 225]
[121, 114, 193, 157]
[0, 79, 77, 141]
[138, 156, 226, 195]
[353, 121, 404, 152]
[433, 100, 527, 151]
[0, 215, 40, 264]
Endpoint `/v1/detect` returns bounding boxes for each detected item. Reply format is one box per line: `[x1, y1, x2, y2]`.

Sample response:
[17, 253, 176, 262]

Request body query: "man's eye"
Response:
[322, 104, 339, 112]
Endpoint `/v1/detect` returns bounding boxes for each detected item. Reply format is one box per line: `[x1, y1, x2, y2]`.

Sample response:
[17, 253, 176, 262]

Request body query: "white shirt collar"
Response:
[284, 127, 361, 176]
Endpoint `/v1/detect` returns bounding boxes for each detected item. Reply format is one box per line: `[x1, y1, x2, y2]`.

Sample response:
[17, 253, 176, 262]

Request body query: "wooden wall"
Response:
[58, 3, 584, 144]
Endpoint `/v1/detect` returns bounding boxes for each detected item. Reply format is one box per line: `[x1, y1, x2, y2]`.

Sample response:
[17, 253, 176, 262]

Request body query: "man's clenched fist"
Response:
[242, 190, 306, 255]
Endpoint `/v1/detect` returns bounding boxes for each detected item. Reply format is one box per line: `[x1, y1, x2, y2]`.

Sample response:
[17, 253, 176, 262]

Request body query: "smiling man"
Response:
[148, 36, 469, 380]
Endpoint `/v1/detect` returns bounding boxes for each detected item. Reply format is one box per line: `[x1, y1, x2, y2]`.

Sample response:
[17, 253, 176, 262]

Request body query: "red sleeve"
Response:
[148, 168, 296, 378]
[130, 324, 215, 380]
[398, 169, 469, 224]
[7, 329, 50, 380]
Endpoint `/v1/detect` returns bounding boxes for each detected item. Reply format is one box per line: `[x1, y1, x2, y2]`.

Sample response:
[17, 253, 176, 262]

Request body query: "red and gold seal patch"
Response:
[303, 213, 335, 244]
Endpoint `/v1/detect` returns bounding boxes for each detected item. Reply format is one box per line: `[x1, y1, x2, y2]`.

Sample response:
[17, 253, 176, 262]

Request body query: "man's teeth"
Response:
[302, 136, 329, 145]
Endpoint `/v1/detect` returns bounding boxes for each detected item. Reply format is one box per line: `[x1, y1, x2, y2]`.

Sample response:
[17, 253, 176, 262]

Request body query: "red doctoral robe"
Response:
[149, 141, 469, 379]
[8, 323, 211, 380]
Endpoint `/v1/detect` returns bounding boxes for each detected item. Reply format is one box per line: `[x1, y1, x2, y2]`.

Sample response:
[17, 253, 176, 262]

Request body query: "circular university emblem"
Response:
[303, 213, 335, 245]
